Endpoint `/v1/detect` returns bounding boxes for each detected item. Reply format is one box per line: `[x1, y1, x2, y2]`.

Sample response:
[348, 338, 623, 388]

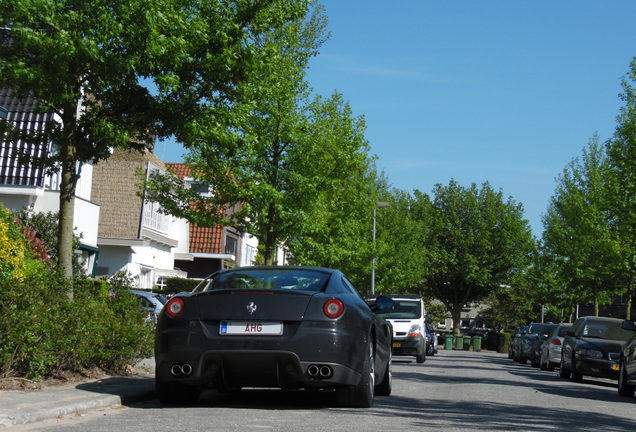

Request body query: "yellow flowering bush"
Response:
[0, 204, 27, 279]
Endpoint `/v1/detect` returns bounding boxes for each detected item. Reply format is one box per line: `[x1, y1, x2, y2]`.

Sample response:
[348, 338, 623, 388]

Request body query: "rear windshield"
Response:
[196, 269, 330, 292]
[557, 325, 571, 337]
[376, 300, 422, 319]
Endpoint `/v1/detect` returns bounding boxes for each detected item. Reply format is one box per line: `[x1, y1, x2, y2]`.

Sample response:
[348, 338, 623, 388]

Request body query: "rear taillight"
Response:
[166, 298, 185, 317]
[323, 299, 344, 319]
[551, 338, 562, 346]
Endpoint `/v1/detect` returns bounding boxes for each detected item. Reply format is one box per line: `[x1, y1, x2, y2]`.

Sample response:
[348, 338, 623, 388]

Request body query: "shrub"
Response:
[0, 205, 154, 379]
[165, 277, 201, 295]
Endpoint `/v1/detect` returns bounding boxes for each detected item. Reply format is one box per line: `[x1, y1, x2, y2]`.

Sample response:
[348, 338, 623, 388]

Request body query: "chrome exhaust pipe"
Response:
[170, 364, 183, 376]
[319, 365, 333, 379]
[170, 363, 193, 377]
[181, 363, 193, 376]
[307, 364, 320, 377]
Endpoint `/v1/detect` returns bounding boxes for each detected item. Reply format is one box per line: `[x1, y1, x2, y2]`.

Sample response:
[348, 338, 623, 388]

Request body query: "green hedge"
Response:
[162, 277, 202, 295]
[0, 272, 154, 380]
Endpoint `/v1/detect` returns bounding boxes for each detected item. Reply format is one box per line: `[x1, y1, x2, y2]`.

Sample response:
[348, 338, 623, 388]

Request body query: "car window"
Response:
[557, 325, 571, 337]
[200, 269, 330, 292]
[376, 300, 422, 319]
[582, 321, 634, 340]
[341, 276, 365, 300]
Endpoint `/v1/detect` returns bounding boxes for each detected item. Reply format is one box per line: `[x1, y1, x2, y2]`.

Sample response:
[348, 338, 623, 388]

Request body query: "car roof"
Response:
[381, 294, 422, 300]
[578, 316, 623, 323]
[211, 266, 337, 276]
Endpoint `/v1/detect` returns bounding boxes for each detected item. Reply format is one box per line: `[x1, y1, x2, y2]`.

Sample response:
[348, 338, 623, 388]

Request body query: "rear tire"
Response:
[375, 353, 392, 397]
[337, 340, 375, 408]
[570, 355, 583, 382]
[546, 361, 555, 372]
[618, 358, 636, 397]
[559, 356, 571, 379]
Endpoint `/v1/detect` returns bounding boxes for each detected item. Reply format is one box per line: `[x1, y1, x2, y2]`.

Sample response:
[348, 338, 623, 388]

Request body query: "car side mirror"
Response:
[374, 295, 395, 311]
[622, 320, 636, 331]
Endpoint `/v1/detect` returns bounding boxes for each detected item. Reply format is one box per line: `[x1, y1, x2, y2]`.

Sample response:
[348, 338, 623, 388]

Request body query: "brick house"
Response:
[91, 147, 189, 288]
[166, 163, 259, 278]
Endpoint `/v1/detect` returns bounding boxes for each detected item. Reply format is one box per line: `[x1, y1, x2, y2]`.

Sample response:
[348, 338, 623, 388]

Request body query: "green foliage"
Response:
[605, 57, 636, 318]
[419, 180, 535, 335]
[0, 228, 153, 379]
[543, 135, 622, 317]
[165, 277, 201, 295]
[0, 269, 153, 379]
[0, 205, 28, 278]
[0, 0, 310, 277]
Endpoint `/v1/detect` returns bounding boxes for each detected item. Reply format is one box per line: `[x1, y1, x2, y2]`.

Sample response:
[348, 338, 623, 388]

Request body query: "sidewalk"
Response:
[0, 359, 156, 428]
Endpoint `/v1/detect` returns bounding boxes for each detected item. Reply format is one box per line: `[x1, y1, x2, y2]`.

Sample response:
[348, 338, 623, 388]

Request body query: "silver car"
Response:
[539, 323, 571, 371]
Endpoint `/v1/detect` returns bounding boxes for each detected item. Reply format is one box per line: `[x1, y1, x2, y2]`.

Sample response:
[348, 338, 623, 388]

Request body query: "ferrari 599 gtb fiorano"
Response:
[154, 266, 394, 408]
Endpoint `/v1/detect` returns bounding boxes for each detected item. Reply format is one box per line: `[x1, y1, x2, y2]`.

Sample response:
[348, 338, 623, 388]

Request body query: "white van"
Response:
[373, 295, 427, 363]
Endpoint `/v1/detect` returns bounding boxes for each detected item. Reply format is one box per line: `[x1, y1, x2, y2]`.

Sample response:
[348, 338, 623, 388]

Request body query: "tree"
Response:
[371, 189, 431, 294]
[606, 57, 636, 319]
[0, 0, 308, 279]
[543, 135, 621, 319]
[419, 180, 535, 336]
[145, 3, 380, 272]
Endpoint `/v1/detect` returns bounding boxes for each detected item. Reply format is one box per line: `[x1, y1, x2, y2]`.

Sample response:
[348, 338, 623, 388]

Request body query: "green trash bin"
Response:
[444, 334, 453, 350]
[463, 336, 471, 350]
[454, 335, 463, 350]
[472, 335, 483, 352]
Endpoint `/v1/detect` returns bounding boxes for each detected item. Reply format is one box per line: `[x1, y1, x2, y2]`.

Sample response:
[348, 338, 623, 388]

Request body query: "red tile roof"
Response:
[166, 162, 224, 254]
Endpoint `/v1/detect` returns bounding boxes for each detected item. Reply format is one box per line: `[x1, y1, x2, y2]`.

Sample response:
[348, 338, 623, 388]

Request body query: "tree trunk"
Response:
[626, 283, 634, 320]
[451, 306, 462, 336]
[57, 114, 80, 290]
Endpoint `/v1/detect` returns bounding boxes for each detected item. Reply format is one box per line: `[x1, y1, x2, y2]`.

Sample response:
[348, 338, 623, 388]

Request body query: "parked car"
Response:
[539, 323, 572, 371]
[517, 323, 548, 364]
[530, 324, 556, 368]
[155, 266, 395, 408]
[425, 323, 438, 356]
[560, 316, 634, 382]
[373, 295, 427, 363]
[618, 320, 636, 397]
[509, 325, 526, 360]
[129, 289, 165, 323]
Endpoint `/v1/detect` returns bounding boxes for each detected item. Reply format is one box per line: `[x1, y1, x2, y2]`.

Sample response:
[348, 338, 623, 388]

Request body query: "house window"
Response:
[0, 107, 7, 120]
[244, 244, 256, 266]
[142, 199, 171, 234]
[155, 276, 168, 290]
[225, 235, 237, 256]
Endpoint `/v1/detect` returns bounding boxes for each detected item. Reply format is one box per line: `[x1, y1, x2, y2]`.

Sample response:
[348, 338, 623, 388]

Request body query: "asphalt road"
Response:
[14, 349, 636, 432]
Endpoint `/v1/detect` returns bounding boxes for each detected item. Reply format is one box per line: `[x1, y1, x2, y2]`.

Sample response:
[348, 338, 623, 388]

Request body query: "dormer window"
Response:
[0, 107, 7, 120]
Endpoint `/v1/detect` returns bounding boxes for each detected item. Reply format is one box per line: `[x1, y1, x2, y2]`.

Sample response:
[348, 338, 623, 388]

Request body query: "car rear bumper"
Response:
[155, 319, 368, 389]
[156, 349, 362, 390]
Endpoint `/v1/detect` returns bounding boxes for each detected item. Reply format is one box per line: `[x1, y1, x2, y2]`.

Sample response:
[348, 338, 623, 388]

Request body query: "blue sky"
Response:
[158, 0, 636, 237]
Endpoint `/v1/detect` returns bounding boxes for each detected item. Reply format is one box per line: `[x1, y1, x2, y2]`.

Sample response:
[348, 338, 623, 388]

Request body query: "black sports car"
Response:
[155, 266, 395, 408]
[560, 316, 633, 382]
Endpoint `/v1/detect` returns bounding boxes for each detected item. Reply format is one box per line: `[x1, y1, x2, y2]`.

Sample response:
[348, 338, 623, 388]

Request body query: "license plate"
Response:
[393, 342, 402, 348]
[220, 321, 283, 335]
[612, 364, 620, 371]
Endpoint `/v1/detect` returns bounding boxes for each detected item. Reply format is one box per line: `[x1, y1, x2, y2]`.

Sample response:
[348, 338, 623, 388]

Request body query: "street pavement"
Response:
[0, 359, 156, 428]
